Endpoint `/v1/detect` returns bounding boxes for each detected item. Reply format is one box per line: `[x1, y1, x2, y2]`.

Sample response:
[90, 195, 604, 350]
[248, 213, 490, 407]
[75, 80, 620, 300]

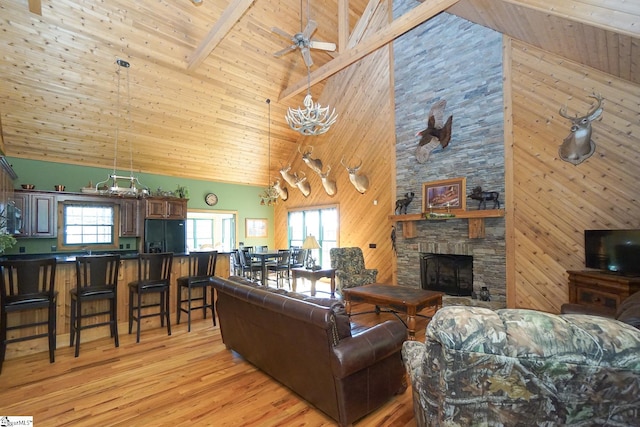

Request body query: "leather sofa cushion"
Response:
[305, 297, 351, 340]
[616, 292, 640, 328]
[225, 276, 351, 340]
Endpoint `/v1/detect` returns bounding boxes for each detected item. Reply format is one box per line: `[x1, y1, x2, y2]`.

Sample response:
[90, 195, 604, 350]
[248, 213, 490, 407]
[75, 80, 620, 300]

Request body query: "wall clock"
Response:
[205, 193, 218, 206]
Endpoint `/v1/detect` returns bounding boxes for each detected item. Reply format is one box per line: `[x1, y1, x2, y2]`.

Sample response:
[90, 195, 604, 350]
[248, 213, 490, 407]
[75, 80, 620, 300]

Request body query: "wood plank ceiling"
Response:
[0, 0, 637, 187]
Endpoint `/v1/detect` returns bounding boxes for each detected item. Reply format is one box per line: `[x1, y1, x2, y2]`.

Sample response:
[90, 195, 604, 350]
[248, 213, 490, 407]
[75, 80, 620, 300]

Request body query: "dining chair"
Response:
[239, 249, 262, 281]
[0, 258, 57, 374]
[128, 252, 173, 343]
[176, 251, 218, 332]
[231, 250, 242, 276]
[267, 250, 291, 289]
[70, 254, 120, 357]
[290, 247, 306, 269]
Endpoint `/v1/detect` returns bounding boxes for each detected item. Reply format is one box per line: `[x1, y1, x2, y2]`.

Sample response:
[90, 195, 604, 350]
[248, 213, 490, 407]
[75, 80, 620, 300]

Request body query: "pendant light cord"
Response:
[267, 98, 271, 186]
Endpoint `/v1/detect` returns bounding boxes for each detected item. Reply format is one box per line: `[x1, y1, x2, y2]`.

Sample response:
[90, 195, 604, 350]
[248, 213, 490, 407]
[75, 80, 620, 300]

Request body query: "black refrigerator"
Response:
[144, 219, 187, 253]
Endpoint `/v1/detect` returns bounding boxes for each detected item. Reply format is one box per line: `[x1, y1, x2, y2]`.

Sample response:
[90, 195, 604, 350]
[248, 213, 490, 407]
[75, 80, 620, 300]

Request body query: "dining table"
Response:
[250, 250, 283, 285]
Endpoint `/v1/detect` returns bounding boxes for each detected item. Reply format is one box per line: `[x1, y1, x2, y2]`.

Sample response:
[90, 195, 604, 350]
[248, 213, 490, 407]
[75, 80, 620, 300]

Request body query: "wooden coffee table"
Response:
[342, 283, 444, 340]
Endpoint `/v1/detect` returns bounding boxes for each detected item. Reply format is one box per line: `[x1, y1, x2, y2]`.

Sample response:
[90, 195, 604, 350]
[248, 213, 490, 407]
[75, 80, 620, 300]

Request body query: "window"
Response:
[62, 204, 116, 247]
[288, 207, 338, 268]
[187, 211, 236, 252]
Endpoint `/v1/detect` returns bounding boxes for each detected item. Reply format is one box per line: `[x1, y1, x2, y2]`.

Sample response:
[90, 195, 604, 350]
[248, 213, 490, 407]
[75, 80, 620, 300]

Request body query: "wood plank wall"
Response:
[506, 38, 640, 312]
[273, 0, 396, 284]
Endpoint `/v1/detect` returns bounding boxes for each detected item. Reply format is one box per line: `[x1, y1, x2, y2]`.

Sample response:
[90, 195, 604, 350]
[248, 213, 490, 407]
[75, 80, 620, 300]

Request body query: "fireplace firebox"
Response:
[420, 253, 473, 296]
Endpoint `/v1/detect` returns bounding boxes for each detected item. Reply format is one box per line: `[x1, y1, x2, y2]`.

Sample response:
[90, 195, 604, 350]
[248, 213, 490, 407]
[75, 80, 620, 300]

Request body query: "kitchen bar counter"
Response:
[2, 251, 231, 361]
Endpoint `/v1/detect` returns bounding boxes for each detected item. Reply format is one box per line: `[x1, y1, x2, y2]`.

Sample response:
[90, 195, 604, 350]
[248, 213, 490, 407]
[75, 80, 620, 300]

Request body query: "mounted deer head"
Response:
[272, 178, 288, 201]
[318, 165, 337, 197]
[558, 93, 603, 165]
[299, 145, 323, 175]
[294, 171, 311, 197]
[341, 157, 369, 194]
[279, 164, 297, 188]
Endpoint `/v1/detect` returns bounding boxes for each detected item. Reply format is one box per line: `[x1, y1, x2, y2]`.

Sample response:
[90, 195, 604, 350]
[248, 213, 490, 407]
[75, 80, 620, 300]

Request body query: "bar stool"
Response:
[128, 252, 173, 343]
[176, 251, 217, 332]
[0, 258, 57, 374]
[70, 254, 120, 357]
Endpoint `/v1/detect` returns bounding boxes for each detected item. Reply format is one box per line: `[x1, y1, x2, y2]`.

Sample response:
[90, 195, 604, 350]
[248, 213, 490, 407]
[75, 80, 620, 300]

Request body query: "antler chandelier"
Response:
[259, 99, 279, 206]
[285, 68, 337, 136]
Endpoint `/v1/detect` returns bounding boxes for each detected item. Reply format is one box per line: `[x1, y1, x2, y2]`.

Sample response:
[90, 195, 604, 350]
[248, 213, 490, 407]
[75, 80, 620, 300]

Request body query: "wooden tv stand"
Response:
[567, 270, 640, 314]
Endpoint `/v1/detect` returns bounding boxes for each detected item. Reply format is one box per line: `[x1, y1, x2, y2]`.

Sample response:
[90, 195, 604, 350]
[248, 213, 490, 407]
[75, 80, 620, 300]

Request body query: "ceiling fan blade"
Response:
[274, 45, 297, 57]
[271, 27, 293, 40]
[301, 47, 313, 67]
[302, 20, 317, 40]
[309, 40, 336, 52]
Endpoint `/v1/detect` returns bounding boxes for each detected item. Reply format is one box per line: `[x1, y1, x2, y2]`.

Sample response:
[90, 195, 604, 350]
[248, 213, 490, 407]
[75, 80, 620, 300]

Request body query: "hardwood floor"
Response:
[1, 280, 430, 426]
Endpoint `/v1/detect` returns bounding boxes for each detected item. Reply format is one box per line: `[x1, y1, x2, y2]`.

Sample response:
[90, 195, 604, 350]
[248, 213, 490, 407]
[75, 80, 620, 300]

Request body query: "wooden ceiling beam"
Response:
[186, 0, 255, 71]
[278, 0, 460, 102]
[500, 0, 640, 38]
[348, 0, 383, 49]
[338, 0, 350, 52]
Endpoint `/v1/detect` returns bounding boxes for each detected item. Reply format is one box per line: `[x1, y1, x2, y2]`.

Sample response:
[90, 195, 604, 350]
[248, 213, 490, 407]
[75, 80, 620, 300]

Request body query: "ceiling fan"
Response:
[271, 1, 336, 67]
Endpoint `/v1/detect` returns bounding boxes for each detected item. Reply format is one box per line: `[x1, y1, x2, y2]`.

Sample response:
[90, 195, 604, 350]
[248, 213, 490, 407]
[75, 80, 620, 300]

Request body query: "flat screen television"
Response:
[585, 229, 640, 276]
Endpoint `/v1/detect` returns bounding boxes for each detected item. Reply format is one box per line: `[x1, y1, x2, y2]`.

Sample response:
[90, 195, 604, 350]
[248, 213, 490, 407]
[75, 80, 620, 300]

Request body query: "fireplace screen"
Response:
[420, 253, 473, 296]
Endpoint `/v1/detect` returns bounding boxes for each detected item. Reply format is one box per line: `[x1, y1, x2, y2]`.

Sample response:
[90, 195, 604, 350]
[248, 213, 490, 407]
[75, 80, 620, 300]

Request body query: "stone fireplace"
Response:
[393, 220, 506, 307]
[392, 11, 505, 308]
[420, 253, 473, 296]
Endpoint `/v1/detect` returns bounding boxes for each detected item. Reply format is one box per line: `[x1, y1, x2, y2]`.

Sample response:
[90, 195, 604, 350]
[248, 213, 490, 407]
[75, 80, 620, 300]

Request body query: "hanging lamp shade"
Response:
[259, 99, 279, 206]
[95, 58, 148, 197]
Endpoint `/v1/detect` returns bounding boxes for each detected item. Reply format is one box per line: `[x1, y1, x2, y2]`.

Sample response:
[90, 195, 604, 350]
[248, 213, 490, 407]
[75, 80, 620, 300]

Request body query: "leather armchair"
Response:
[330, 247, 378, 292]
[561, 290, 640, 329]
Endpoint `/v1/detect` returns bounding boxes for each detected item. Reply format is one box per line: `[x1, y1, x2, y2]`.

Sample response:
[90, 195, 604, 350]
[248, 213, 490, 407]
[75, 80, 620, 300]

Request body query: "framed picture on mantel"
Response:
[423, 177, 466, 213]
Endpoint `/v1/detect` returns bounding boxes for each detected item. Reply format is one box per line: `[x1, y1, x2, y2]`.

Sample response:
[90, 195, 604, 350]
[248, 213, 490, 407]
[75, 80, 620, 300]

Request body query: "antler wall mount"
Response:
[558, 93, 603, 166]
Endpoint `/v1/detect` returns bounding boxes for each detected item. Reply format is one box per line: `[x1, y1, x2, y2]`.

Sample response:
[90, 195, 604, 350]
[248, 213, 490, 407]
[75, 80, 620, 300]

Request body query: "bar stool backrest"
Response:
[75, 255, 120, 291]
[1, 258, 57, 298]
[189, 251, 218, 278]
[138, 252, 173, 282]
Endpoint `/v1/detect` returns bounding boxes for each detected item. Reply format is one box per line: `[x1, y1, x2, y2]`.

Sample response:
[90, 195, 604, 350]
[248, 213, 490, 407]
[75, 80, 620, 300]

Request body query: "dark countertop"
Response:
[1, 250, 231, 263]
[1, 250, 183, 263]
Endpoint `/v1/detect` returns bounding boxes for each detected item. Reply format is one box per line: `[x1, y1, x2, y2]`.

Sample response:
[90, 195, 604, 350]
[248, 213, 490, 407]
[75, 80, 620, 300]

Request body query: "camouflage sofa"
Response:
[402, 306, 640, 426]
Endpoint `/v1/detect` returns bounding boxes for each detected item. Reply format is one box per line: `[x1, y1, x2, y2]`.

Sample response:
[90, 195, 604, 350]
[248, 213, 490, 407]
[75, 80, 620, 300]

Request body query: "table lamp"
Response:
[302, 235, 321, 270]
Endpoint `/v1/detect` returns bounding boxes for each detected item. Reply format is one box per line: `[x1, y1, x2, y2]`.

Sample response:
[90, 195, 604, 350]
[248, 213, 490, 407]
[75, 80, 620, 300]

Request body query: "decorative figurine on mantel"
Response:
[468, 186, 500, 210]
[395, 192, 415, 215]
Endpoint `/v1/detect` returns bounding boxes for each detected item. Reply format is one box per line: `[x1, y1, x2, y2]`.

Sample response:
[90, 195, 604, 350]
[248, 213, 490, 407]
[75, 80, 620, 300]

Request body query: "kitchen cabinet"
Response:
[145, 197, 187, 219]
[12, 191, 57, 238]
[119, 198, 141, 237]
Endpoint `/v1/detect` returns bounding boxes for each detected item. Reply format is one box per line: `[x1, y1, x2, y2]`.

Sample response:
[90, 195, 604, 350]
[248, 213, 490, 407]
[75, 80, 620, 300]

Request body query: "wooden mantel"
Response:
[388, 209, 505, 239]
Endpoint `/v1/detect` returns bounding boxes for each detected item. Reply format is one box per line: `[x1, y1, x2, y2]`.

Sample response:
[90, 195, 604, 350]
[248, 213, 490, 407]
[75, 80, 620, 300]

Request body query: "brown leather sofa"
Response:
[561, 290, 640, 329]
[210, 276, 407, 426]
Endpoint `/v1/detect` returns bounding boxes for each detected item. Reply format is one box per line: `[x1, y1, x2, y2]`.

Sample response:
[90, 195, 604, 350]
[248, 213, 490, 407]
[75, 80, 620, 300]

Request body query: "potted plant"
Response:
[0, 208, 17, 254]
